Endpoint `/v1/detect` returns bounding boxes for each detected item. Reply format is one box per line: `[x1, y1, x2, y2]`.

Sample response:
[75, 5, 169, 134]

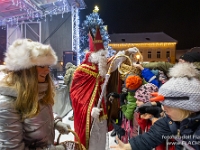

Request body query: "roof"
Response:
[109, 32, 177, 43]
[0, 0, 86, 26]
[189, 47, 200, 52]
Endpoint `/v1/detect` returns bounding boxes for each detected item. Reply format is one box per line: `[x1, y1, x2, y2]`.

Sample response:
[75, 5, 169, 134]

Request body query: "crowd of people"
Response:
[0, 32, 200, 150]
[69, 27, 200, 150]
[109, 51, 200, 150]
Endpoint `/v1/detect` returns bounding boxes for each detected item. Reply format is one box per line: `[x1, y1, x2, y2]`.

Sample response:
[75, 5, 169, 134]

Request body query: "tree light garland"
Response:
[79, 6, 116, 63]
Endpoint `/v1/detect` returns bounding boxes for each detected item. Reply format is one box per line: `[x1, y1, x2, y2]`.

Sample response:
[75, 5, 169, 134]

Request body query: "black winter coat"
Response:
[129, 112, 200, 150]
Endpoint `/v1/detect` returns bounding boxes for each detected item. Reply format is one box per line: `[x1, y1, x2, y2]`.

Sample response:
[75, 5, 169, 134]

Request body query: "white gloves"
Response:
[109, 47, 139, 72]
[116, 50, 125, 57]
[128, 47, 139, 53]
[55, 121, 71, 134]
[109, 51, 126, 72]
[91, 107, 102, 119]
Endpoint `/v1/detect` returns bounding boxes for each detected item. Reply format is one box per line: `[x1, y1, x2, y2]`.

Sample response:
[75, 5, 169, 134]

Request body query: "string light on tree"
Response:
[79, 6, 116, 63]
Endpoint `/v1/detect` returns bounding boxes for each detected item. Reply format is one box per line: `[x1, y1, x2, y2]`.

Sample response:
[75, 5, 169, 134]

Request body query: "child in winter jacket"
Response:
[111, 63, 200, 150]
[133, 83, 160, 136]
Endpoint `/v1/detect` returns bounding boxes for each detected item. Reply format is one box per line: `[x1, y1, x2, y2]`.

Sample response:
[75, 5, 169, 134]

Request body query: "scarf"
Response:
[38, 83, 48, 101]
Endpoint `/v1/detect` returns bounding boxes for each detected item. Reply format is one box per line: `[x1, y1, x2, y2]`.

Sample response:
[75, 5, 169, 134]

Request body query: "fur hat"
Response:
[4, 39, 57, 71]
[156, 63, 200, 112]
[179, 51, 200, 62]
[125, 75, 143, 91]
[135, 83, 158, 103]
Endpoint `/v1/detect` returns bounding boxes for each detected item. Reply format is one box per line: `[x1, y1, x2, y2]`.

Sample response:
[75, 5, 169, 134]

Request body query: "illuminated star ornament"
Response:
[93, 6, 99, 13]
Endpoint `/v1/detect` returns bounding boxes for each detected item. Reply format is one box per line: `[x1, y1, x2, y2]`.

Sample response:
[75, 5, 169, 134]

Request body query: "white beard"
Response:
[98, 57, 108, 77]
[89, 49, 108, 77]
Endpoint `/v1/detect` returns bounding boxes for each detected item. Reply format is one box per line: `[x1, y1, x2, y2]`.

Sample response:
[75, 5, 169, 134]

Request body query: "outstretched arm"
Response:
[110, 136, 132, 150]
[111, 117, 172, 150]
[108, 47, 139, 73]
[142, 62, 174, 75]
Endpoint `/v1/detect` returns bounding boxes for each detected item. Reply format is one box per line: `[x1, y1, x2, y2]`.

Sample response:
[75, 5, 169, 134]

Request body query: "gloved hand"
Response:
[55, 121, 71, 134]
[112, 123, 125, 138]
[128, 47, 139, 54]
[135, 102, 156, 112]
[107, 92, 120, 99]
[91, 107, 102, 119]
[110, 51, 126, 72]
[116, 50, 125, 57]
[107, 92, 119, 103]
[138, 105, 162, 118]
[133, 64, 144, 70]
[119, 93, 128, 106]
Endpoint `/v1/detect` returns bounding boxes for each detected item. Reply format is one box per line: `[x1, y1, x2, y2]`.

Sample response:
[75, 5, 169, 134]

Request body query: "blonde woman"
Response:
[111, 63, 200, 150]
[0, 39, 70, 150]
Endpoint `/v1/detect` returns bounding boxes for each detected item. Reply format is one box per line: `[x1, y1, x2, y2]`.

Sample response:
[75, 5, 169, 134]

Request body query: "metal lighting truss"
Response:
[71, 5, 80, 65]
[6, 21, 41, 48]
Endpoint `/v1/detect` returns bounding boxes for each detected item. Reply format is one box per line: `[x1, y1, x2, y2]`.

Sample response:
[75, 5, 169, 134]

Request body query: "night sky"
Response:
[80, 0, 200, 50]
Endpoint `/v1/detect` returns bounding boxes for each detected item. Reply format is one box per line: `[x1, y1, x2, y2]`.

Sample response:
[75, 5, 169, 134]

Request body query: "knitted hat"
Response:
[125, 75, 143, 91]
[3, 39, 57, 71]
[179, 51, 200, 62]
[152, 63, 200, 112]
[65, 62, 73, 70]
[135, 83, 158, 103]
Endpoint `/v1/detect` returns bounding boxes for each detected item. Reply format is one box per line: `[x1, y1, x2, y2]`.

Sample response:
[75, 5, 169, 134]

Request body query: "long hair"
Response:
[2, 66, 55, 120]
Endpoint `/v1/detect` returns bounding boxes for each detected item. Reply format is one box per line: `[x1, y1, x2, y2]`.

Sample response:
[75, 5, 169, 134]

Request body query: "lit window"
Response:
[148, 51, 151, 58]
[157, 51, 161, 58]
[166, 51, 170, 58]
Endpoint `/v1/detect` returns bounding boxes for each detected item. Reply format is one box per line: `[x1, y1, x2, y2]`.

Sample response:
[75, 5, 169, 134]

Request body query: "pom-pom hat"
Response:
[150, 63, 200, 112]
[125, 75, 143, 91]
[3, 39, 57, 71]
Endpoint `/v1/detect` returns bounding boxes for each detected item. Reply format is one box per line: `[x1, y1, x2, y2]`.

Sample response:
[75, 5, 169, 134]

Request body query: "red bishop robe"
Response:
[70, 59, 107, 149]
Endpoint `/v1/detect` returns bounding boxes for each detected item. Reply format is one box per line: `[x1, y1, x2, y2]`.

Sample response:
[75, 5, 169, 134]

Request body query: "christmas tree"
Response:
[79, 6, 116, 63]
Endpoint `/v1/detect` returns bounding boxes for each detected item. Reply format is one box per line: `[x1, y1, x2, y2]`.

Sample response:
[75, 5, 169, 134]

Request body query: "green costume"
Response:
[121, 92, 137, 120]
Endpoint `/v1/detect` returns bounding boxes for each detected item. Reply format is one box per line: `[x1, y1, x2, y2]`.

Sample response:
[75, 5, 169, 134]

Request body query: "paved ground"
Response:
[54, 110, 116, 149]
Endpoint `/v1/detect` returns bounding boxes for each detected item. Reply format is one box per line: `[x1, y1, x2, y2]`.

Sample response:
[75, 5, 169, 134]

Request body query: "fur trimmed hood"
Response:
[3, 39, 58, 71]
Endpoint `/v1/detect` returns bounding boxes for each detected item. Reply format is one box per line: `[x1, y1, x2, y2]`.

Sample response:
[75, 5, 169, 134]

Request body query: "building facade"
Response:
[109, 32, 177, 63]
